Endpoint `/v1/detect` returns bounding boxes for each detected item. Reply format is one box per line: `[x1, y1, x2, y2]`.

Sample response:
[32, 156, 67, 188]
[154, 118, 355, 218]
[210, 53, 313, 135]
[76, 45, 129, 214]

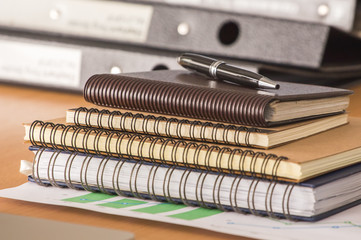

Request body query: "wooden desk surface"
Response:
[1, 81, 361, 239]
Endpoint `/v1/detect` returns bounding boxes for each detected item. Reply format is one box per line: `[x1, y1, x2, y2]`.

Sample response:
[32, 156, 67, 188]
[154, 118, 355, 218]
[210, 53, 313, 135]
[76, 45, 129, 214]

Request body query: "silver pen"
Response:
[177, 53, 280, 89]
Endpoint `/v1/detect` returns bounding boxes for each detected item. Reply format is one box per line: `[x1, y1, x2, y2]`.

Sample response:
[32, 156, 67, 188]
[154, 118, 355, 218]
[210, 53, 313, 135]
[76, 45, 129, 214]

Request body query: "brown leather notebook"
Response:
[84, 70, 352, 127]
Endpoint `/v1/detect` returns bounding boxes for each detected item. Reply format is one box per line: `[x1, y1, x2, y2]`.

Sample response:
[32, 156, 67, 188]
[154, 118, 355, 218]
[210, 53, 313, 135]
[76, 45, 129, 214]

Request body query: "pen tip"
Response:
[258, 77, 280, 89]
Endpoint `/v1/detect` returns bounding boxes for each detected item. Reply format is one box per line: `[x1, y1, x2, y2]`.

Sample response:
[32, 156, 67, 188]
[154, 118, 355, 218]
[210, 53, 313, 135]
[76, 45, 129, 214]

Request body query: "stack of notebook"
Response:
[22, 70, 361, 221]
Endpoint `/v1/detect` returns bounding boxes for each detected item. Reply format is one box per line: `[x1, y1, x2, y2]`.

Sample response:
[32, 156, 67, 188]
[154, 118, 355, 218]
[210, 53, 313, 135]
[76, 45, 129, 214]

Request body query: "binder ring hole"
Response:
[218, 21, 240, 46]
[152, 64, 169, 71]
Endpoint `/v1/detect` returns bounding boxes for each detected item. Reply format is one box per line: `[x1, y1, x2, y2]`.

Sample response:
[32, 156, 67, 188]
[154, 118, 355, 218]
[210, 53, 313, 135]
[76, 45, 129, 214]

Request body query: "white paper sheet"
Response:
[0, 183, 360, 240]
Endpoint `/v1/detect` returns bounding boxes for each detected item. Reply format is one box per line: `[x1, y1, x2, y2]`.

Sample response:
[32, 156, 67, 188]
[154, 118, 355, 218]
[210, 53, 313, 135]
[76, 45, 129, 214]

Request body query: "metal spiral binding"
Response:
[223, 125, 236, 145]
[61, 125, 77, 152]
[182, 142, 197, 168]
[50, 124, 66, 149]
[31, 147, 47, 186]
[85, 108, 98, 127]
[171, 140, 187, 167]
[98, 109, 111, 129]
[188, 121, 201, 140]
[153, 116, 166, 135]
[71, 107, 268, 147]
[79, 155, 95, 192]
[47, 150, 61, 187]
[147, 163, 162, 202]
[96, 156, 112, 194]
[31, 147, 297, 219]
[162, 165, 178, 204]
[165, 118, 178, 138]
[73, 107, 87, 126]
[213, 173, 227, 211]
[282, 183, 296, 220]
[264, 155, 289, 219]
[247, 178, 262, 216]
[195, 170, 208, 208]
[249, 152, 266, 178]
[29, 121, 287, 178]
[112, 159, 128, 196]
[203, 145, 220, 171]
[215, 147, 232, 172]
[264, 180, 278, 218]
[238, 150, 253, 176]
[129, 160, 144, 199]
[142, 114, 156, 135]
[40, 122, 57, 149]
[179, 168, 195, 206]
[230, 175, 247, 214]
[245, 128, 261, 147]
[175, 119, 189, 139]
[130, 113, 144, 133]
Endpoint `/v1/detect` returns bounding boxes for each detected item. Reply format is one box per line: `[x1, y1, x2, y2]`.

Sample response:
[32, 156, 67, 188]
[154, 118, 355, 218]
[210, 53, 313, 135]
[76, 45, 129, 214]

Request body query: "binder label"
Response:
[0, 0, 153, 43]
[61, 1, 154, 43]
[0, 40, 82, 88]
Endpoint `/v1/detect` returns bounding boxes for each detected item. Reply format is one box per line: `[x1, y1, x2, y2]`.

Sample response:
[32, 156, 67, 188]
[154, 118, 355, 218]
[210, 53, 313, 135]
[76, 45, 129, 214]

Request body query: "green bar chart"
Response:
[63, 193, 222, 220]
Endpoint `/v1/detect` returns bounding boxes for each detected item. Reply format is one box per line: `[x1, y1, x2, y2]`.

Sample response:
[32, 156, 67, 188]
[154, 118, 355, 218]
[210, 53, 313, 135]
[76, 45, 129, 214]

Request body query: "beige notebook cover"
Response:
[24, 117, 361, 182]
[66, 107, 348, 149]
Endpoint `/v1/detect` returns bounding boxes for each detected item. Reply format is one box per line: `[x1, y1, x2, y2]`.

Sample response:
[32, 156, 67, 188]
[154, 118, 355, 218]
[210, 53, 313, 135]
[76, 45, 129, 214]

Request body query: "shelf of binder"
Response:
[1, 0, 361, 73]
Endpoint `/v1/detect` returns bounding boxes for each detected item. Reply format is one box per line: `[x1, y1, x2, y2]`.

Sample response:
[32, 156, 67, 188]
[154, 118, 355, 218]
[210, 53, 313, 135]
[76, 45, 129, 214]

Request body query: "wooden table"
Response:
[1, 81, 361, 240]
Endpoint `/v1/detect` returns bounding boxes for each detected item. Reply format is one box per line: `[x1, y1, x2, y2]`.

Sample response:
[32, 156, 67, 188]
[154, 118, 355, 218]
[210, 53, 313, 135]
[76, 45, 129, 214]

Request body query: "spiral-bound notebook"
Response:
[83, 70, 352, 127]
[23, 117, 361, 182]
[21, 146, 361, 222]
[66, 107, 348, 149]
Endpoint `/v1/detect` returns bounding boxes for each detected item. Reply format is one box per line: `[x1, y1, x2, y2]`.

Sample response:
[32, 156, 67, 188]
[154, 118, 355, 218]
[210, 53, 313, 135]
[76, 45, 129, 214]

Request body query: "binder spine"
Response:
[29, 120, 288, 179]
[84, 74, 272, 126]
[72, 107, 264, 147]
[31, 147, 297, 220]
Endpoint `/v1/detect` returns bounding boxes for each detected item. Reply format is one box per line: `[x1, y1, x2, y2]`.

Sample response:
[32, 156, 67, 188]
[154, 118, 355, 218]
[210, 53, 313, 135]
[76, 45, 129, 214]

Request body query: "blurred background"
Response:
[1, 0, 361, 91]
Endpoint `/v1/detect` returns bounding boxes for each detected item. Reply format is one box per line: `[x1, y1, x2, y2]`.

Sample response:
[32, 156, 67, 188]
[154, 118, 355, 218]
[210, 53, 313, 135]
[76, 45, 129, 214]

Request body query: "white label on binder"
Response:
[0, 40, 81, 87]
[60, 1, 153, 43]
[0, 0, 154, 43]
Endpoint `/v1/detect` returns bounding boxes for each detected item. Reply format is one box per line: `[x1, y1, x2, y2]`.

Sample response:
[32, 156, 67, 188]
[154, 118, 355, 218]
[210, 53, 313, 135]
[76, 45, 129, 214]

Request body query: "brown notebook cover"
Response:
[84, 70, 352, 127]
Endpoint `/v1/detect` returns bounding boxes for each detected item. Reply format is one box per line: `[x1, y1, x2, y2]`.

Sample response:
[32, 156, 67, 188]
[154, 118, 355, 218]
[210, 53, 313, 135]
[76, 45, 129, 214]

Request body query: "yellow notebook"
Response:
[24, 117, 361, 182]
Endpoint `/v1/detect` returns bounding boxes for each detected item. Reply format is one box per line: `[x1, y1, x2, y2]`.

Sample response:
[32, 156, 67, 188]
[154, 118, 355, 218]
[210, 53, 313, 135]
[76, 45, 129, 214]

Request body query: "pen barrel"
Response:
[178, 53, 215, 76]
[216, 64, 260, 87]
